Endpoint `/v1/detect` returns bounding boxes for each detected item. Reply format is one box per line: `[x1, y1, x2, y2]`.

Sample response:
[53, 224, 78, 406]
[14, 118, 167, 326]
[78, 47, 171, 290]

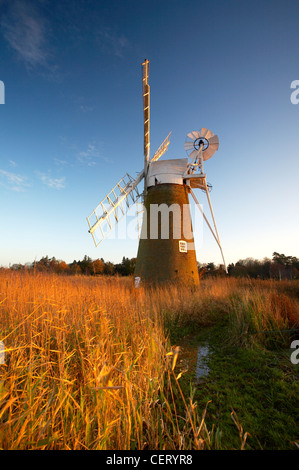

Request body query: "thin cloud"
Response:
[36, 171, 66, 190]
[77, 143, 101, 166]
[53, 158, 69, 167]
[80, 104, 94, 113]
[1, 1, 50, 68]
[0, 169, 30, 192]
[55, 140, 108, 168]
[97, 27, 129, 58]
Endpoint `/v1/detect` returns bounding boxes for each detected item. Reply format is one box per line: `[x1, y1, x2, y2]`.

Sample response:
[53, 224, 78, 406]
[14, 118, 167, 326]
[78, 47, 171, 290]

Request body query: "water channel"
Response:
[195, 343, 210, 379]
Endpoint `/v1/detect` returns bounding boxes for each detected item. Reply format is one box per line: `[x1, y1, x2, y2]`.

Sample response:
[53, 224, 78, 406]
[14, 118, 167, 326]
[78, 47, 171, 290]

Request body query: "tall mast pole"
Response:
[142, 59, 150, 197]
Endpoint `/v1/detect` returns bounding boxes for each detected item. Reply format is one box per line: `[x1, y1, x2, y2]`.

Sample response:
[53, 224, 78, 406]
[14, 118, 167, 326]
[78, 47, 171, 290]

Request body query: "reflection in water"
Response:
[195, 344, 210, 379]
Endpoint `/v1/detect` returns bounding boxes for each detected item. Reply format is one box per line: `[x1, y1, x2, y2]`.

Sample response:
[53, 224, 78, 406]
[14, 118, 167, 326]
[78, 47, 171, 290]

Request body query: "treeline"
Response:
[4, 252, 299, 280]
[7, 255, 137, 277]
[200, 252, 299, 280]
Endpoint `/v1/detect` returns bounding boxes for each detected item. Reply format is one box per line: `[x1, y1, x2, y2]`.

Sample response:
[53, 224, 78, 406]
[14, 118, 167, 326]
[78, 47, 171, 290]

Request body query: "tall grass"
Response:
[0, 271, 298, 449]
[0, 272, 211, 449]
[227, 282, 299, 348]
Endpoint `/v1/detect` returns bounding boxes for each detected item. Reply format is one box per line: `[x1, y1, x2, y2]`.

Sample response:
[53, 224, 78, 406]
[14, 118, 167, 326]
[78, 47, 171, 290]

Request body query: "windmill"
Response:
[87, 59, 226, 285]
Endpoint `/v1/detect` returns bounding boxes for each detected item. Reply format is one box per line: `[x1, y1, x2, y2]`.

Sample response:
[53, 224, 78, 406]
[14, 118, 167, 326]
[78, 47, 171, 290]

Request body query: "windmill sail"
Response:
[150, 131, 171, 162]
[86, 134, 171, 247]
[87, 171, 144, 246]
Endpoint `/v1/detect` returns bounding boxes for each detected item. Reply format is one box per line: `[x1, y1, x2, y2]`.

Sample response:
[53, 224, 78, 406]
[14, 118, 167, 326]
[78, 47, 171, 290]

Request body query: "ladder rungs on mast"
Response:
[150, 131, 171, 163]
[87, 171, 144, 246]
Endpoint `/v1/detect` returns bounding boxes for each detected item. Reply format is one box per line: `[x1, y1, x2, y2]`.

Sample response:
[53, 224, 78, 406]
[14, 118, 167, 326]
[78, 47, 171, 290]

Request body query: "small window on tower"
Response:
[179, 240, 188, 253]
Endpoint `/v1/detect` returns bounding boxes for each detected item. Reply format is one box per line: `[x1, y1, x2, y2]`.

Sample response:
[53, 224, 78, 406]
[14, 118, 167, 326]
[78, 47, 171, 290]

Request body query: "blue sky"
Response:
[0, 0, 298, 267]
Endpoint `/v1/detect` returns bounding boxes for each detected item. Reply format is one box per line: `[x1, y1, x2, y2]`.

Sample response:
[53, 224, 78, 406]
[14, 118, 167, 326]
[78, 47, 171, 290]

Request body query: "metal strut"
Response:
[190, 187, 227, 272]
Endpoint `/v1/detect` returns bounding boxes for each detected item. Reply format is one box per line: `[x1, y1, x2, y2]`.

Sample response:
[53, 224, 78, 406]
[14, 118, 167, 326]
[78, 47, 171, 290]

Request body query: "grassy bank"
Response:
[163, 278, 299, 450]
[0, 272, 298, 449]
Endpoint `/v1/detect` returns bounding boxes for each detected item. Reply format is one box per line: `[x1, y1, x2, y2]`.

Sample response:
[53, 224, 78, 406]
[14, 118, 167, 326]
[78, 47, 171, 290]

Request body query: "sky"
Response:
[0, 0, 299, 267]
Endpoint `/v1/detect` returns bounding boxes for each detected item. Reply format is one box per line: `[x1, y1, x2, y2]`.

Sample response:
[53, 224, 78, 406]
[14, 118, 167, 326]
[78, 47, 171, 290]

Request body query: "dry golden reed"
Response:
[0, 271, 298, 449]
[0, 271, 209, 449]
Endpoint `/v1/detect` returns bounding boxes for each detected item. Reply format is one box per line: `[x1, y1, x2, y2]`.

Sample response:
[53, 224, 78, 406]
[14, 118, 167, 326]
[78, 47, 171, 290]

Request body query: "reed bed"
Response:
[0, 271, 298, 449]
[0, 272, 210, 449]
